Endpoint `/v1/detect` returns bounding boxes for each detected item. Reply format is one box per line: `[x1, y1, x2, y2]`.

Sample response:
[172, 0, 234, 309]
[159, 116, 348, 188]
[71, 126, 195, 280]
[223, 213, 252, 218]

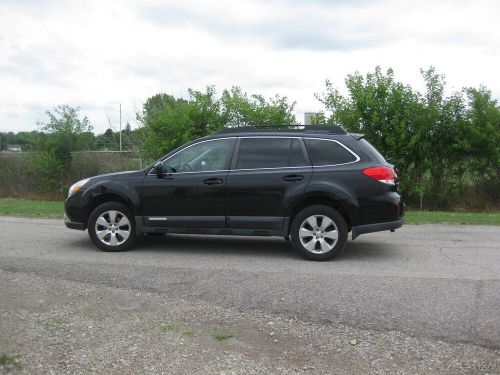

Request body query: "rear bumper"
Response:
[351, 217, 404, 240]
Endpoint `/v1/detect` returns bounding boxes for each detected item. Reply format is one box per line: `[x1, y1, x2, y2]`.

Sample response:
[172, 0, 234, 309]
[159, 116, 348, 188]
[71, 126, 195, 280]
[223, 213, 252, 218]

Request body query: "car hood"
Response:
[90, 170, 145, 181]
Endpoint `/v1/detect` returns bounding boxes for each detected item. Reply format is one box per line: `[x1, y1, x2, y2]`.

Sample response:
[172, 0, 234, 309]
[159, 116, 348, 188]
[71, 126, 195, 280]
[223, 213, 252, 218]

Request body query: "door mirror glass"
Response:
[153, 162, 164, 178]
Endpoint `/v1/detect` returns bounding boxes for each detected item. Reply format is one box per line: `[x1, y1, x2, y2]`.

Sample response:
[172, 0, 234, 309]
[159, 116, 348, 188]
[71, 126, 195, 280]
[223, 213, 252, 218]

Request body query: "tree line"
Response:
[1, 67, 498, 209]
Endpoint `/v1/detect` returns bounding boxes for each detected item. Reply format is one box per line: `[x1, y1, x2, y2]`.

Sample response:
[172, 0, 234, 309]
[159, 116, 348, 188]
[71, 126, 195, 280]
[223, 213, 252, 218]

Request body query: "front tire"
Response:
[290, 205, 348, 261]
[88, 202, 136, 252]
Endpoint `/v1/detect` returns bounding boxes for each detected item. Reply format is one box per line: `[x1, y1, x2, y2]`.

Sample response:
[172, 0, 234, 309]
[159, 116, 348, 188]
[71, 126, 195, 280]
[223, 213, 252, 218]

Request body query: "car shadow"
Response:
[335, 240, 400, 261]
[131, 234, 397, 261]
[134, 234, 297, 259]
[68, 233, 398, 261]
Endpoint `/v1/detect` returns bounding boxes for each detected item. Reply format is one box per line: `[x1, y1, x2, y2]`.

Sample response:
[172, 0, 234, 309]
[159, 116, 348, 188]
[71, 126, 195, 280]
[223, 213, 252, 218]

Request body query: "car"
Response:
[64, 126, 404, 260]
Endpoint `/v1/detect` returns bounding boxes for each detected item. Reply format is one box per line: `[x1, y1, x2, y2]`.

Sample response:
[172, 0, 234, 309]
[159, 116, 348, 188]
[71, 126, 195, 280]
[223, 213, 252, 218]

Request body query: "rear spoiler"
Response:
[350, 133, 365, 141]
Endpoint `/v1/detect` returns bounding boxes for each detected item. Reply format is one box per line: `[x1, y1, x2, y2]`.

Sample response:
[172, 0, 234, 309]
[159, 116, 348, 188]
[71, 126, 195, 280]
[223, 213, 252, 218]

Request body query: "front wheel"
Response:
[88, 202, 136, 252]
[290, 205, 348, 261]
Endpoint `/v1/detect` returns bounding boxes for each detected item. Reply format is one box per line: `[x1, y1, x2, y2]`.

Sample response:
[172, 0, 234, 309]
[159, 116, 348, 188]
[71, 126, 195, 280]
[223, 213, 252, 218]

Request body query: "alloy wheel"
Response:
[94, 210, 131, 246]
[298, 215, 339, 254]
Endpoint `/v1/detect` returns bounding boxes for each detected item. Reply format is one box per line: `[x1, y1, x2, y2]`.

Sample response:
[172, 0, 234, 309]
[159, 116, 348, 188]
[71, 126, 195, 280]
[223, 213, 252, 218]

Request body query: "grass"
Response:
[159, 323, 196, 338]
[405, 210, 500, 225]
[37, 316, 69, 333]
[182, 330, 196, 338]
[0, 353, 22, 370]
[0, 198, 498, 225]
[213, 332, 234, 341]
[0, 198, 63, 218]
[159, 323, 178, 333]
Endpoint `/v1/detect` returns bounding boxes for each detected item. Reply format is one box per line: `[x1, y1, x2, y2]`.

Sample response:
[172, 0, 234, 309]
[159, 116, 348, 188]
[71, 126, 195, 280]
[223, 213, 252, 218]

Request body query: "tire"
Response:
[290, 205, 348, 261]
[88, 202, 136, 252]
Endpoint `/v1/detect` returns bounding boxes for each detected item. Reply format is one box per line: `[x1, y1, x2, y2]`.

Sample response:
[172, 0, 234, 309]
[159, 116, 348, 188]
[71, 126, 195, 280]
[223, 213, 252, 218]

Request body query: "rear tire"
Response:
[88, 202, 136, 252]
[290, 205, 347, 261]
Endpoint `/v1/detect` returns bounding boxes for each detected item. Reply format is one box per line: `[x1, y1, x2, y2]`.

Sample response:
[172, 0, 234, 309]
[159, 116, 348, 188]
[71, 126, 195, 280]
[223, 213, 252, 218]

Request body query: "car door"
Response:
[142, 137, 236, 228]
[225, 137, 312, 231]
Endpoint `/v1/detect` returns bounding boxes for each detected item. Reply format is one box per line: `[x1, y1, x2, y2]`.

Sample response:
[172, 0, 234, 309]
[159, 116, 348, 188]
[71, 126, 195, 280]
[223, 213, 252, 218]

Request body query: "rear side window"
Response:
[304, 138, 357, 166]
[236, 138, 307, 169]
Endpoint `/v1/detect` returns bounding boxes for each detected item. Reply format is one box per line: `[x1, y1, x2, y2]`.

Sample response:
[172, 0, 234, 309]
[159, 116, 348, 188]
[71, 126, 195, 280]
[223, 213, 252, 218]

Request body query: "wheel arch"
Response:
[87, 193, 131, 218]
[82, 184, 140, 228]
[287, 193, 355, 234]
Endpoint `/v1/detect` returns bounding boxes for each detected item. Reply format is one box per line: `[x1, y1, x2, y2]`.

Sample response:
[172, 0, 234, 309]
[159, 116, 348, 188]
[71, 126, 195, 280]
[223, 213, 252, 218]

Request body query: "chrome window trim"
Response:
[147, 169, 230, 177]
[303, 137, 360, 167]
[147, 135, 360, 175]
[147, 137, 236, 176]
[232, 165, 311, 172]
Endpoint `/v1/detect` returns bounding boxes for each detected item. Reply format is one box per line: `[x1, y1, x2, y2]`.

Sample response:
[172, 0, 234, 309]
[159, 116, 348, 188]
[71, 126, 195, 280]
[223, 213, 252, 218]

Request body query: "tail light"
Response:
[362, 166, 397, 185]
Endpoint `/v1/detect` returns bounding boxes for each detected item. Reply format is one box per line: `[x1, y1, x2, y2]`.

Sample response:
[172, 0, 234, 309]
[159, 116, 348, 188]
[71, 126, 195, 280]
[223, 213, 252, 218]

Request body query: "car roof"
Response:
[206, 125, 348, 139]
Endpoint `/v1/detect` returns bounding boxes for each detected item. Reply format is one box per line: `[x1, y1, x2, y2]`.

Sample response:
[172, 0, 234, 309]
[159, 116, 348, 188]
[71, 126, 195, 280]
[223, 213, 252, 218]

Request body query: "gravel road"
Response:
[0, 216, 499, 374]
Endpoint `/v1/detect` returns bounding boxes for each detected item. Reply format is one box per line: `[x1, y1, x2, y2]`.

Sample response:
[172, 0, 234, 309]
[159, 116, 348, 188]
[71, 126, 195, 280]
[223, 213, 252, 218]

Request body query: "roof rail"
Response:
[216, 125, 347, 135]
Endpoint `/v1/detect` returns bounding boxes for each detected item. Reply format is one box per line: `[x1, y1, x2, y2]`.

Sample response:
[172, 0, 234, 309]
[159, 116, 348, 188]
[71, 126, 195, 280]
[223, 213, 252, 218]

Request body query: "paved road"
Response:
[0, 216, 499, 348]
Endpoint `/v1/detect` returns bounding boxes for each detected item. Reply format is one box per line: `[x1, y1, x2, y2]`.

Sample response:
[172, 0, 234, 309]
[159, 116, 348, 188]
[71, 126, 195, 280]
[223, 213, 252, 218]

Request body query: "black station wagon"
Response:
[64, 126, 404, 260]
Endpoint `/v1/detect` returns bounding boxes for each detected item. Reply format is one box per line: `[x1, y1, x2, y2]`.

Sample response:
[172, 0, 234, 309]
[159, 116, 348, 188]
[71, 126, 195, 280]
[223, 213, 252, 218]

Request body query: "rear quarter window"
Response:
[304, 138, 358, 166]
[358, 139, 387, 164]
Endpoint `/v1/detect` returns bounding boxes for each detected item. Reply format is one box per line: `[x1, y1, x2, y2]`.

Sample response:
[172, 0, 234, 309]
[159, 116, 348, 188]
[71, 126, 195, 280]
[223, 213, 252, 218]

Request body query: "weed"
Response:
[214, 332, 233, 341]
[0, 353, 22, 370]
[38, 316, 69, 332]
[159, 323, 178, 333]
[182, 330, 196, 338]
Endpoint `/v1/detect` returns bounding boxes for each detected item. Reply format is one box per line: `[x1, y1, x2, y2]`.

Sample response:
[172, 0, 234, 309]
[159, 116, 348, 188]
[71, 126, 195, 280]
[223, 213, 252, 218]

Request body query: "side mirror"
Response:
[153, 162, 164, 178]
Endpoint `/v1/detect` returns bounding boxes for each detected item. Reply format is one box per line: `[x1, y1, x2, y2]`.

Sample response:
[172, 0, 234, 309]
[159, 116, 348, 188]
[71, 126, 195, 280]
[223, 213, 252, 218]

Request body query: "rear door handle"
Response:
[282, 175, 304, 182]
[203, 177, 224, 185]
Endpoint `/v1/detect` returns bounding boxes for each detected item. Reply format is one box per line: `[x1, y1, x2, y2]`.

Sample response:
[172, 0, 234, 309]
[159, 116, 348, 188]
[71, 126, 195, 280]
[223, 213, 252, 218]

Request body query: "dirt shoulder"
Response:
[0, 270, 497, 375]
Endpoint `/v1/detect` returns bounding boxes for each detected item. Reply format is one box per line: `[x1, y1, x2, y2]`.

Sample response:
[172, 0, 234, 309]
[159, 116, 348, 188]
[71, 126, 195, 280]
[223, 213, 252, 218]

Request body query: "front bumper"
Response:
[64, 213, 85, 230]
[351, 217, 404, 240]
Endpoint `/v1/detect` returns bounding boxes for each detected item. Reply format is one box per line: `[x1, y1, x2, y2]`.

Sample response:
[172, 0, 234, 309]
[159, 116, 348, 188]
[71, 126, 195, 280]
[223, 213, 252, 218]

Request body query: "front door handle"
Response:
[282, 174, 304, 182]
[203, 177, 224, 185]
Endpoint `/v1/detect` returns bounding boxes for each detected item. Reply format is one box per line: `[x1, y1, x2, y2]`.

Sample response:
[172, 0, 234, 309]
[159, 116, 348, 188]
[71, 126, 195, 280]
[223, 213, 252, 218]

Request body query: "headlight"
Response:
[68, 178, 90, 197]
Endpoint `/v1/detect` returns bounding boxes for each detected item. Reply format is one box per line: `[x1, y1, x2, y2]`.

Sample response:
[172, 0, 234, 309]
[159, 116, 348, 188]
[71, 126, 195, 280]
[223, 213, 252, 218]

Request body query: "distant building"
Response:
[6, 144, 22, 152]
[304, 112, 319, 125]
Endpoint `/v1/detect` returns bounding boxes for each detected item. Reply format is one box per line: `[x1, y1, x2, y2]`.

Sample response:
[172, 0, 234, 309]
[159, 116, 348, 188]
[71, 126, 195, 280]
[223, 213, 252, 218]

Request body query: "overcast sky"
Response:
[0, 0, 498, 133]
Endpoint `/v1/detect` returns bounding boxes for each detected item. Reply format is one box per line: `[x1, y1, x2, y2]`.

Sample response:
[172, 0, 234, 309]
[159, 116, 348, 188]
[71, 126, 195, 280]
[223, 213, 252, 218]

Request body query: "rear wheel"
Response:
[290, 205, 347, 261]
[88, 202, 136, 252]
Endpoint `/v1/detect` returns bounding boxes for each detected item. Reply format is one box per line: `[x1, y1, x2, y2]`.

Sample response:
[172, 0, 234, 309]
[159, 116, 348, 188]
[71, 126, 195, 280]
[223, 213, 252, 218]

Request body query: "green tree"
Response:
[317, 67, 425, 200]
[138, 93, 194, 158]
[220, 86, 296, 126]
[96, 128, 117, 150]
[139, 86, 297, 158]
[42, 105, 94, 165]
[30, 105, 94, 193]
[317, 67, 500, 209]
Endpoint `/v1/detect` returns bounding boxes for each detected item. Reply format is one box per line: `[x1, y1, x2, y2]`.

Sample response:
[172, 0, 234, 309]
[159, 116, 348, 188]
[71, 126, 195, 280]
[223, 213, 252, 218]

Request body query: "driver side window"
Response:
[164, 138, 235, 173]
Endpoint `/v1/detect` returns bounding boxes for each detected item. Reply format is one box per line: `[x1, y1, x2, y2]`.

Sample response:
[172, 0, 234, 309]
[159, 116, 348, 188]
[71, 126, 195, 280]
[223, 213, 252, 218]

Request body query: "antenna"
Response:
[119, 104, 122, 152]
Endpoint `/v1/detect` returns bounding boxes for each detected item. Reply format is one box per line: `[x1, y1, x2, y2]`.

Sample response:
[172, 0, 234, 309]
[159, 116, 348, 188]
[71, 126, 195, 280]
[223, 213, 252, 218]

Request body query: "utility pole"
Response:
[119, 104, 122, 152]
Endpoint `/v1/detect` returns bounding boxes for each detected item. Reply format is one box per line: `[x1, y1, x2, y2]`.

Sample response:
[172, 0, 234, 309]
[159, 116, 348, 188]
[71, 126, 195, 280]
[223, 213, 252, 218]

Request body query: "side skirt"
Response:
[135, 216, 289, 237]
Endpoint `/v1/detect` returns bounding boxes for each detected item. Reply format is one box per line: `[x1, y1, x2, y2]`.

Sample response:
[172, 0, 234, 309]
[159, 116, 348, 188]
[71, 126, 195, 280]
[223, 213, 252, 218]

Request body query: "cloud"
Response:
[0, 0, 499, 133]
[140, 0, 390, 51]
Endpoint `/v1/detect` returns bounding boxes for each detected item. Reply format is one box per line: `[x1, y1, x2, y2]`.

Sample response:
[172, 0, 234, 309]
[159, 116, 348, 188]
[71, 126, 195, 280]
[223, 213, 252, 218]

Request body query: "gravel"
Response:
[1, 270, 498, 374]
